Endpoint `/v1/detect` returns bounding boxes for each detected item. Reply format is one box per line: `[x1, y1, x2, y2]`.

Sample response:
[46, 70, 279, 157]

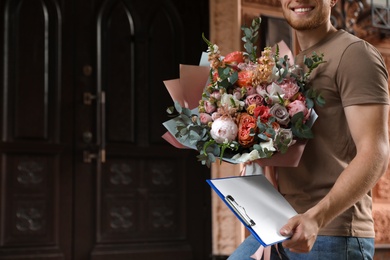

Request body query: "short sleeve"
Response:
[336, 41, 389, 107]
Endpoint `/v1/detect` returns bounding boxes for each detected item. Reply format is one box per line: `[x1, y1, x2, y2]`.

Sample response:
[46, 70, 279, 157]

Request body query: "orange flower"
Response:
[238, 113, 257, 148]
[236, 70, 253, 88]
[223, 51, 245, 66]
[254, 105, 270, 122]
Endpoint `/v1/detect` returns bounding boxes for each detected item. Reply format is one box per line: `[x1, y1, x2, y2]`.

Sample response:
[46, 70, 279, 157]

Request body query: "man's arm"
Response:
[280, 103, 389, 253]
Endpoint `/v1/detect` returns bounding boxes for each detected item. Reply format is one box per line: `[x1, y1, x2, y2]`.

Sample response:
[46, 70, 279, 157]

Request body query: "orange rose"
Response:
[238, 113, 257, 148]
[223, 51, 245, 66]
[236, 70, 253, 88]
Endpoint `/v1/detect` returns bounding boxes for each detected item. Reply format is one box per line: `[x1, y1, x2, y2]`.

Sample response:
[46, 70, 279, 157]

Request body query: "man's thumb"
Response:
[280, 226, 293, 237]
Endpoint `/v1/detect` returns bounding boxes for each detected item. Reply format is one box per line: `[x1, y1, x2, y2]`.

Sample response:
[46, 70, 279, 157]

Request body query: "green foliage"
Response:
[291, 112, 314, 139]
[294, 52, 327, 108]
[241, 17, 261, 62]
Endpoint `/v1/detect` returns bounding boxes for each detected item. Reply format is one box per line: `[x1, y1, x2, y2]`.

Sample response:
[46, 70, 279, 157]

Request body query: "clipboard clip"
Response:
[225, 195, 256, 227]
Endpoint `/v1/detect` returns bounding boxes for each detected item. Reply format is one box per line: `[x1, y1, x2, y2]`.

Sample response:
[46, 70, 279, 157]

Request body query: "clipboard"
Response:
[207, 174, 297, 247]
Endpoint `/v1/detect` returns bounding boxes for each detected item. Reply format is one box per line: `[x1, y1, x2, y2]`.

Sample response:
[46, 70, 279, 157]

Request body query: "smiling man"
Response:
[228, 0, 390, 259]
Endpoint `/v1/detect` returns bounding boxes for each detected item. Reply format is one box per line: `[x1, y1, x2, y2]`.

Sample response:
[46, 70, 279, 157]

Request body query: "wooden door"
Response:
[0, 0, 211, 259]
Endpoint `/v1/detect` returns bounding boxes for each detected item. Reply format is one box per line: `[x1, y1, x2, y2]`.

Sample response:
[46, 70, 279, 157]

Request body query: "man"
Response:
[228, 0, 390, 259]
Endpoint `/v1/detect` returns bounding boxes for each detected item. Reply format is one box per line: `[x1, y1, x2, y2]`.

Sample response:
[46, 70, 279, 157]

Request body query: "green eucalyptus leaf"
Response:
[305, 98, 314, 109]
[229, 71, 238, 84]
[218, 78, 231, 88]
[244, 28, 252, 37]
[291, 111, 304, 124]
[222, 67, 231, 75]
[266, 128, 276, 138]
[174, 101, 182, 114]
[258, 133, 269, 141]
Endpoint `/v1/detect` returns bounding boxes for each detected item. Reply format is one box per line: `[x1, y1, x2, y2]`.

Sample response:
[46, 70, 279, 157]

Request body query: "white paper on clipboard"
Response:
[207, 174, 297, 246]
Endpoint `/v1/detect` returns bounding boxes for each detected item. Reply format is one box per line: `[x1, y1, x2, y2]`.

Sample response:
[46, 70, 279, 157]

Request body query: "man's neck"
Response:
[296, 23, 337, 51]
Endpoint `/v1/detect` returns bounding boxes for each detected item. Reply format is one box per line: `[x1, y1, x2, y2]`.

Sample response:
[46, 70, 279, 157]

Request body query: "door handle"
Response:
[82, 91, 106, 163]
[100, 91, 106, 163]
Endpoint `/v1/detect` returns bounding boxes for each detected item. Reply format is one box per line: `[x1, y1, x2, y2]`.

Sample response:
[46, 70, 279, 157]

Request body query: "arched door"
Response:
[0, 0, 211, 259]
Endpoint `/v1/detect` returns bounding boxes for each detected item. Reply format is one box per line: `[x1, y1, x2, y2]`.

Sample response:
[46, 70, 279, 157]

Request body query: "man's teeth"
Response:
[295, 8, 312, 13]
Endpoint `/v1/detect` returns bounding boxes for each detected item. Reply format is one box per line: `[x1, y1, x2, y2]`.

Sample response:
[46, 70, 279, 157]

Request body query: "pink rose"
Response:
[245, 94, 263, 108]
[280, 79, 300, 100]
[287, 100, 309, 119]
[246, 86, 257, 95]
[204, 100, 217, 114]
[210, 116, 238, 143]
[199, 113, 213, 125]
[210, 91, 222, 100]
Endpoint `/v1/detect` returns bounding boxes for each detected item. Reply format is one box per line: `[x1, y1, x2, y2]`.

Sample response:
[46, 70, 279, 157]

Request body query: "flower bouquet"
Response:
[163, 17, 325, 168]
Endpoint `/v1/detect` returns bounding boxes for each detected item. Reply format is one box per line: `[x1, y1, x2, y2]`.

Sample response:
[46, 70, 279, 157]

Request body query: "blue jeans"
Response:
[227, 235, 375, 260]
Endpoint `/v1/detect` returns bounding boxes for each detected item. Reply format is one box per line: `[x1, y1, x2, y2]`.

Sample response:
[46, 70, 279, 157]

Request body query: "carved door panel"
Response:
[0, 0, 211, 259]
[0, 0, 73, 259]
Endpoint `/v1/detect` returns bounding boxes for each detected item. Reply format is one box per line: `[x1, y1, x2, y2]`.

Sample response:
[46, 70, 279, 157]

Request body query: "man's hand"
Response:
[280, 213, 320, 253]
[279, 104, 389, 253]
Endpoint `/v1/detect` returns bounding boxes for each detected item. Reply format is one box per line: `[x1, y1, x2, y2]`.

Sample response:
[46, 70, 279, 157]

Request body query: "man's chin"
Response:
[289, 22, 320, 31]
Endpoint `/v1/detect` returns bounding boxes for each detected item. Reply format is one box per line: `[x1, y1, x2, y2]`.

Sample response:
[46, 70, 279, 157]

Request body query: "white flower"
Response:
[208, 44, 220, 55]
[231, 150, 261, 163]
[271, 66, 284, 81]
[210, 116, 238, 144]
[260, 139, 276, 152]
[266, 82, 285, 103]
[220, 93, 245, 110]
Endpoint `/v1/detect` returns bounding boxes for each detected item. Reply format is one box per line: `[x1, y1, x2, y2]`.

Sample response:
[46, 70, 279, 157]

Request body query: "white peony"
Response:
[210, 116, 238, 144]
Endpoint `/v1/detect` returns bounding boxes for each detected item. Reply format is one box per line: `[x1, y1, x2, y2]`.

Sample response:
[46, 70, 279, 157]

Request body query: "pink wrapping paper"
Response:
[164, 64, 209, 109]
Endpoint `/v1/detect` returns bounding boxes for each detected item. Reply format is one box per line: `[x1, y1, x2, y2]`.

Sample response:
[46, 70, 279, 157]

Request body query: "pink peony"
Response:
[210, 116, 238, 143]
[280, 79, 300, 100]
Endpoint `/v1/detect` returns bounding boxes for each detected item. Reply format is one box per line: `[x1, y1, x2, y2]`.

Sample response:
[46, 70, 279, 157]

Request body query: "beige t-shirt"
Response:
[278, 30, 389, 237]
